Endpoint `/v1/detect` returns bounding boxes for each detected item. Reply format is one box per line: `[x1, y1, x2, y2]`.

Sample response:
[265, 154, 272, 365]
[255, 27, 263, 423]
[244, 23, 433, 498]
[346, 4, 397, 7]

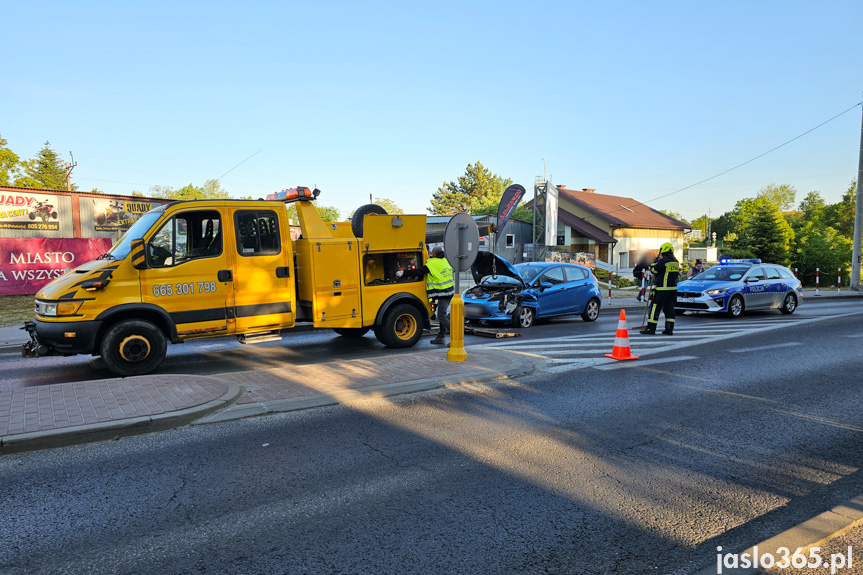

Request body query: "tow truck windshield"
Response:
[106, 210, 165, 260]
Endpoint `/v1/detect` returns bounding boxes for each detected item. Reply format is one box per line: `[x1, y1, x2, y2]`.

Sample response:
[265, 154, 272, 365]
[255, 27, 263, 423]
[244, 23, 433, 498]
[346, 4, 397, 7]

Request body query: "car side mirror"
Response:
[130, 239, 148, 270]
[745, 277, 759, 283]
[540, 282, 553, 291]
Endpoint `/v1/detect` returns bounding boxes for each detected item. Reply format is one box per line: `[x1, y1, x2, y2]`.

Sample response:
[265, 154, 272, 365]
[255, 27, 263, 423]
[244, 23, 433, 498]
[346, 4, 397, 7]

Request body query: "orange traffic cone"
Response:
[604, 309, 639, 361]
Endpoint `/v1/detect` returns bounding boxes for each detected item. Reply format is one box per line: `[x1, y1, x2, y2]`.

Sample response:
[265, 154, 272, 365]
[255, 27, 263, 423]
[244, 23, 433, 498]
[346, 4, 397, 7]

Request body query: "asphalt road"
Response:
[2, 301, 862, 574]
[0, 299, 857, 390]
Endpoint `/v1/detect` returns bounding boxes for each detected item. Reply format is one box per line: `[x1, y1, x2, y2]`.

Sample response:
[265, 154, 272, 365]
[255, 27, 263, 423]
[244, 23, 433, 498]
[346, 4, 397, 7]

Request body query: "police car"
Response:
[675, 259, 803, 318]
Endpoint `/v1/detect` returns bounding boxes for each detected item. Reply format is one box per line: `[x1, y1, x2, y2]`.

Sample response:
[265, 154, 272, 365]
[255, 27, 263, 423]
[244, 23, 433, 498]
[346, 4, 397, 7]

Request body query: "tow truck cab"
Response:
[25, 189, 431, 376]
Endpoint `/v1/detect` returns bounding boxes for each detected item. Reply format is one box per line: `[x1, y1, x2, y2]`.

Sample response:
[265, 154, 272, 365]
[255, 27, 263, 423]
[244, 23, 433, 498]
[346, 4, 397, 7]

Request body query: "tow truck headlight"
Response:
[36, 301, 83, 317]
[705, 288, 729, 296]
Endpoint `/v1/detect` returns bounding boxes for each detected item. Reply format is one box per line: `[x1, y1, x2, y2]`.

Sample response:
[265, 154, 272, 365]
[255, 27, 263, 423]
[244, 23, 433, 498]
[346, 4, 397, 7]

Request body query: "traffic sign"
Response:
[443, 213, 480, 273]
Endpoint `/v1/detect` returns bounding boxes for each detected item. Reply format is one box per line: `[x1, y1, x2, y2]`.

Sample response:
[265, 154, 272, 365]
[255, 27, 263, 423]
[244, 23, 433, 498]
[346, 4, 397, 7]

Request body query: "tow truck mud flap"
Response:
[465, 327, 521, 339]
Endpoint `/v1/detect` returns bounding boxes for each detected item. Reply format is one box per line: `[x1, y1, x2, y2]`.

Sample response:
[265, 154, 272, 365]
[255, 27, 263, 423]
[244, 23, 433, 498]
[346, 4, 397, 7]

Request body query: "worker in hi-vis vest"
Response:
[400, 246, 454, 344]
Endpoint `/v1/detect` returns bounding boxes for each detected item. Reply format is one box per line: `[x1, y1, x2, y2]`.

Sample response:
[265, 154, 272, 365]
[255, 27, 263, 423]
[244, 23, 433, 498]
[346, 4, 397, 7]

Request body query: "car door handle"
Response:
[217, 270, 233, 282]
[275, 266, 290, 278]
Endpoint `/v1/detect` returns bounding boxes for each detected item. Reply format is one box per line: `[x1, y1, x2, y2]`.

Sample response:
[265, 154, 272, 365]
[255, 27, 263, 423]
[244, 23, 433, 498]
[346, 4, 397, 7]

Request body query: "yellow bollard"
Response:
[446, 294, 467, 362]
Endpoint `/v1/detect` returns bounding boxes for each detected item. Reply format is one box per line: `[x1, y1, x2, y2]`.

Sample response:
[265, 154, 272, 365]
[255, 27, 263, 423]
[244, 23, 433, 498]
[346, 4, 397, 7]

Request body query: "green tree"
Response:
[18, 141, 70, 190]
[792, 221, 852, 286]
[823, 180, 857, 238]
[798, 191, 826, 224]
[757, 183, 797, 212]
[0, 134, 23, 186]
[149, 179, 231, 200]
[429, 161, 512, 215]
[659, 210, 689, 224]
[741, 199, 793, 264]
[348, 197, 403, 221]
[285, 203, 341, 224]
[690, 214, 710, 236]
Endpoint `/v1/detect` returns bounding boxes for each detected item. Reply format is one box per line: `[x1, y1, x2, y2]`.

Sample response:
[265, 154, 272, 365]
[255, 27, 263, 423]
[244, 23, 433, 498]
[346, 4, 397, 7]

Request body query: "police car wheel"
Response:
[100, 319, 167, 377]
[726, 295, 744, 318]
[779, 293, 797, 314]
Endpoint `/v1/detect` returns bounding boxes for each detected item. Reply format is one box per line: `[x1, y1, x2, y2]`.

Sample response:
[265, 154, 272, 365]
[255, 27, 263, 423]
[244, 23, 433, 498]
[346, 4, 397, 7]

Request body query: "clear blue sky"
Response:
[4, 0, 862, 221]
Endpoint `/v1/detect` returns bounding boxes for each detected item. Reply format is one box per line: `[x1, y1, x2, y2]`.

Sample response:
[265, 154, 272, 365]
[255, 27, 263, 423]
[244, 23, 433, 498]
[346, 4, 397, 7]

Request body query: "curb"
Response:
[194, 353, 537, 425]
[0, 383, 241, 455]
[693, 494, 863, 574]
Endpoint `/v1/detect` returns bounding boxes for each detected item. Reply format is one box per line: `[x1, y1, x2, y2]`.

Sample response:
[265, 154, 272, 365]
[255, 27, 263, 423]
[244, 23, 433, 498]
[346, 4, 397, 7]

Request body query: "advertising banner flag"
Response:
[495, 184, 525, 247]
[0, 238, 113, 296]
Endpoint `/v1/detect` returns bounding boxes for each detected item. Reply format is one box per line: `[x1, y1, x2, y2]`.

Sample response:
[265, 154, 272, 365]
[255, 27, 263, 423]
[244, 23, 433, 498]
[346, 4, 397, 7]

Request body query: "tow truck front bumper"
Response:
[22, 319, 102, 357]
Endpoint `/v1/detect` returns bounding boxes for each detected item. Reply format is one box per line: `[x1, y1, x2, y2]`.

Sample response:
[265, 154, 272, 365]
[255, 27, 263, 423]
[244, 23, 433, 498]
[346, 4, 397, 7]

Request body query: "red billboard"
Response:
[0, 238, 113, 296]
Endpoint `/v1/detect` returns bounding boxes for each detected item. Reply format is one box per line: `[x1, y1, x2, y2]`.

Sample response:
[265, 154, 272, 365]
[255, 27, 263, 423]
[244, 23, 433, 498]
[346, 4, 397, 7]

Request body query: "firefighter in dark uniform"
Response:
[640, 242, 679, 335]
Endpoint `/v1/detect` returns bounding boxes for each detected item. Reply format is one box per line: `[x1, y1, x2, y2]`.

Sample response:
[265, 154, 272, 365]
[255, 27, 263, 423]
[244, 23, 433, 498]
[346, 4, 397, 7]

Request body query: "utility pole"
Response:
[852, 106, 863, 290]
[64, 151, 77, 191]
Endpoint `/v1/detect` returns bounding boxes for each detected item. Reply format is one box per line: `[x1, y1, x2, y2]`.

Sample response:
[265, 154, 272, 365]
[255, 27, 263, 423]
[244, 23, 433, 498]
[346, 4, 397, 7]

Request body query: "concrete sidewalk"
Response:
[0, 347, 534, 455]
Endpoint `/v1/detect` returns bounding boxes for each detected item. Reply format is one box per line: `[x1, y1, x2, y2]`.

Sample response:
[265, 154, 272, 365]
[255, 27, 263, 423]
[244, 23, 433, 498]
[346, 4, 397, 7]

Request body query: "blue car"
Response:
[463, 252, 602, 328]
[675, 259, 803, 318]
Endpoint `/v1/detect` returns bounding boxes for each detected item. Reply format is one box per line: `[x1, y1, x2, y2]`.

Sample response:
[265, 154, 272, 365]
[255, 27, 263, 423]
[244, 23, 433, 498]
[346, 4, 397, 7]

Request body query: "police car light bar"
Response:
[719, 258, 761, 264]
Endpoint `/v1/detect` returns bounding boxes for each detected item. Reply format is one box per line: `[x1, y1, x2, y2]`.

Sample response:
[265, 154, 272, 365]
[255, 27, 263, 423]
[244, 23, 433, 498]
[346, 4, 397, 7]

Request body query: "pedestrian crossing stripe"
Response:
[477, 312, 862, 373]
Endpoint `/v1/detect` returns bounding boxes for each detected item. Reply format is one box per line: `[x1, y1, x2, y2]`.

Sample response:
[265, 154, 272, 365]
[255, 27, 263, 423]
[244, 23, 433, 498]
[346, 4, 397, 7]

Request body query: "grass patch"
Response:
[0, 295, 35, 327]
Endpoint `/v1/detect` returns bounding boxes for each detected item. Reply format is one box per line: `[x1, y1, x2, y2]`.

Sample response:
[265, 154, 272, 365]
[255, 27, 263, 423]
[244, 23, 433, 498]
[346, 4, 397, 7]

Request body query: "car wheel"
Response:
[350, 204, 387, 238]
[374, 303, 423, 348]
[333, 327, 371, 337]
[100, 319, 167, 377]
[779, 293, 797, 314]
[581, 298, 600, 322]
[726, 295, 744, 318]
[512, 305, 535, 328]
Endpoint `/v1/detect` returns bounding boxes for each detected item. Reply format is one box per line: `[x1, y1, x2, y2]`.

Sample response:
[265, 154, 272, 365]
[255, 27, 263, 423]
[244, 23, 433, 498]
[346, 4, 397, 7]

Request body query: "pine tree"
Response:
[429, 162, 513, 215]
[0, 134, 22, 186]
[744, 200, 793, 264]
[18, 141, 70, 190]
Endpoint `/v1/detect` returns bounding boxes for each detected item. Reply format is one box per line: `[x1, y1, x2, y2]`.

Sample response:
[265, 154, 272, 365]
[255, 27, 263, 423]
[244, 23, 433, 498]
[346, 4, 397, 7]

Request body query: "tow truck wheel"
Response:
[726, 295, 744, 318]
[333, 327, 371, 337]
[100, 319, 167, 377]
[376, 303, 423, 348]
[780, 293, 797, 314]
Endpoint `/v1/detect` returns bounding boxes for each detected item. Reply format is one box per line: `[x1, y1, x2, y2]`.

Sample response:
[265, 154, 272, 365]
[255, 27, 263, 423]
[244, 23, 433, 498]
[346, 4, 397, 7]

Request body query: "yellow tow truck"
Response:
[23, 188, 431, 376]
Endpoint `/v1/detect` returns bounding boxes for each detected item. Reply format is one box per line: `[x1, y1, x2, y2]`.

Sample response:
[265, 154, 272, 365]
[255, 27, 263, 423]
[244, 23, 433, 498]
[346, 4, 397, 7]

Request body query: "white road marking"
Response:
[593, 355, 698, 370]
[478, 311, 863, 373]
[728, 342, 802, 353]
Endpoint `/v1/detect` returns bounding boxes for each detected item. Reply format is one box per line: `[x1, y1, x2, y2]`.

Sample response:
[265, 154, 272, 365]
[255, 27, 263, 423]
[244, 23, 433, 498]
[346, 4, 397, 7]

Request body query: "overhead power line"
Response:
[581, 100, 863, 223]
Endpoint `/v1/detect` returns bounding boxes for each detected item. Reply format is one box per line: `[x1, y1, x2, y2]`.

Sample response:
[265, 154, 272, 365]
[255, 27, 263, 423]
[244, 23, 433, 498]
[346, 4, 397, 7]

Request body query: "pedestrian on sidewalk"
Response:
[633, 255, 651, 302]
[640, 243, 679, 336]
[687, 259, 704, 279]
[399, 246, 454, 345]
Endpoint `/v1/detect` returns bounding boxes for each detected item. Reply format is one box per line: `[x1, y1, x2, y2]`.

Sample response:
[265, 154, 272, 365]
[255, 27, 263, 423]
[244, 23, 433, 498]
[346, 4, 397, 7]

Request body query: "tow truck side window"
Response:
[235, 210, 281, 256]
[148, 210, 222, 267]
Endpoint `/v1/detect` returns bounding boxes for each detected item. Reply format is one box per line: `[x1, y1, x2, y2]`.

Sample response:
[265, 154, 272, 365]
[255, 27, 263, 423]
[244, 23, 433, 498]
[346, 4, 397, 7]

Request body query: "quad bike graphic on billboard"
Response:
[0, 192, 62, 231]
[92, 198, 161, 232]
